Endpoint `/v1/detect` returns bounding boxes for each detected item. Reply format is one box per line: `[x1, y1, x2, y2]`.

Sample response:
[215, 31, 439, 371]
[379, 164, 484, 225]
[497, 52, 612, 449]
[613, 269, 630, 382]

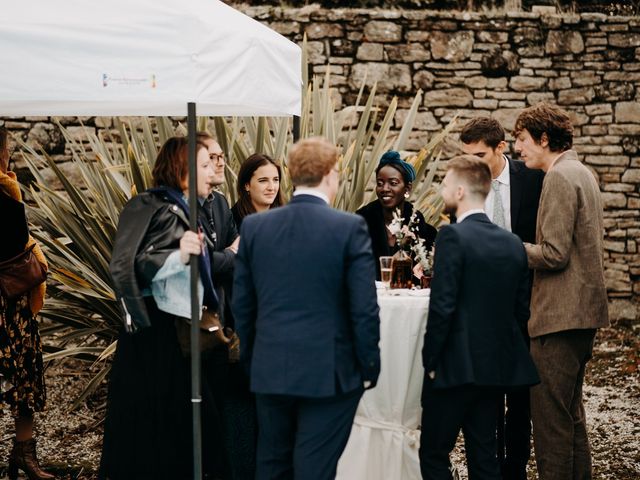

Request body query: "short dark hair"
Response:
[447, 155, 491, 199]
[235, 153, 284, 219]
[460, 117, 506, 150]
[152, 137, 206, 190]
[513, 102, 573, 152]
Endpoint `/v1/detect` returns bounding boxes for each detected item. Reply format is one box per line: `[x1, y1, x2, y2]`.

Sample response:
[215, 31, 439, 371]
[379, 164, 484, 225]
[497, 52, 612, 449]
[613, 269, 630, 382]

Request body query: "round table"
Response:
[337, 289, 429, 480]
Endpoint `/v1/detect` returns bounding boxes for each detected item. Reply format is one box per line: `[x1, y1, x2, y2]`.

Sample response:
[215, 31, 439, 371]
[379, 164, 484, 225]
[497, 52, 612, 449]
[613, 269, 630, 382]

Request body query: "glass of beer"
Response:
[379, 256, 393, 288]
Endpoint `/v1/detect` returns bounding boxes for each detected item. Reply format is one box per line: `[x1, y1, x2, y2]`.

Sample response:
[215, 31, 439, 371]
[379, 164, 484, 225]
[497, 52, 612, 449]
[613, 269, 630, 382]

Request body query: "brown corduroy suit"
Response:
[524, 149, 609, 480]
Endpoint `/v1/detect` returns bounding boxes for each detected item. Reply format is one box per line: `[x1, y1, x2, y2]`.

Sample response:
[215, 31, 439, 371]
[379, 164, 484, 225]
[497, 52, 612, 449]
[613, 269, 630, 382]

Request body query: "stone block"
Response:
[548, 77, 572, 90]
[406, 31, 430, 42]
[356, 43, 383, 61]
[604, 240, 627, 253]
[413, 70, 436, 90]
[545, 31, 584, 54]
[585, 104, 613, 116]
[593, 115, 614, 124]
[527, 92, 555, 105]
[306, 41, 325, 64]
[602, 192, 628, 208]
[557, 87, 595, 105]
[423, 88, 473, 108]
[385, 43, 430, 62]
[473, 99, 499, 109]
[585, 155, 630, 166]
[492, 109, 522, 132]
[477, 31, 508, 44]
[608, 299, 640, 322]
[481, 48, 519, 77]
[395, 110, 440, 131]
[615, 102, 640, 123]
[583, 125, 609, 136]
[622, 169, 640, 184]
[305, 23, 343, 40]
[464, 76, 488, 89]
[269, 21, 300, 36]
[364, 21, 402, 43]
[520, 58, 552, 69]
[604, 183, 635, 192]
[65, 126, 96, 142]
[430, 31, 474, 62]
[350, 63, 412, 93]
[509, 76, 547, 92]
[609, 33, 640, 48]
[27, 122, 64, 154]
[610, 124, 640, 135]
[571, 74, 601, 87]
[629, 197, 640, 209]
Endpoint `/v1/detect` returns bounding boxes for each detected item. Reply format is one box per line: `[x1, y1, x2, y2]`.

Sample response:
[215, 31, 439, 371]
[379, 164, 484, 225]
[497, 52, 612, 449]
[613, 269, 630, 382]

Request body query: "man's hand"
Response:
[226, 236, 240, 255]
[428, 370, 436, 380]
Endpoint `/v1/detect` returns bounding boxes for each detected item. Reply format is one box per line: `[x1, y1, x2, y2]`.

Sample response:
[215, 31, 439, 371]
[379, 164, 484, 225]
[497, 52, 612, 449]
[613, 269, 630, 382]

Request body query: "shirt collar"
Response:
[293, 187, 329, 204]
[457, 208, 486, 224]
[495, 155, 510, 185]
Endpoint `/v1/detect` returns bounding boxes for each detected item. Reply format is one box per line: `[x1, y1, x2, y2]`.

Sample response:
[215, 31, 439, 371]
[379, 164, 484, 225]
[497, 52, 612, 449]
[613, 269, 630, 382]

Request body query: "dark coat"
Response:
[356, 200, 437, 279]
[507, 157, 544, 245]
[232, 194, 381, 397]
[0, 189, 28, 261]
[423, 213, 539, 390]
[110, 190, 217, 332]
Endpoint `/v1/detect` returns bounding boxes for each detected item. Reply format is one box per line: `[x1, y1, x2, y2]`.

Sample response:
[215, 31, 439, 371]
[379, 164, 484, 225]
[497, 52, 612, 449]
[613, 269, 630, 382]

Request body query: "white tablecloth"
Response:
[337, 290, 429, 480]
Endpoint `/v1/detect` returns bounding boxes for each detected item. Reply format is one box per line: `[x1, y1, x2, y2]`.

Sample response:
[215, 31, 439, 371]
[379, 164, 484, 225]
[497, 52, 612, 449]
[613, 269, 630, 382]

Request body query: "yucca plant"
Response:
[20, 64, 455, 408]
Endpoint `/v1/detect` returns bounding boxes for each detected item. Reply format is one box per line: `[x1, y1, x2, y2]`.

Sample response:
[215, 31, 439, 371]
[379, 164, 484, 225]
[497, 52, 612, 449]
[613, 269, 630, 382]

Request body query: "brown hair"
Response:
[235, 153, 284, 219]
[196, 131, 216, 144]
[513, 102, 573, 152]
[151, 137, 206, 190]
[288, 137, 338, 187]
[460, 117, 505, 150]
[446, 155, 492, 199]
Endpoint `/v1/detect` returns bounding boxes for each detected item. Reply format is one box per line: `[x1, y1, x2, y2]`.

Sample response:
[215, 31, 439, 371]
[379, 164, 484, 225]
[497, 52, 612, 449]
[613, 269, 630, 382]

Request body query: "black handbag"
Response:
[0, 244, 47, 300]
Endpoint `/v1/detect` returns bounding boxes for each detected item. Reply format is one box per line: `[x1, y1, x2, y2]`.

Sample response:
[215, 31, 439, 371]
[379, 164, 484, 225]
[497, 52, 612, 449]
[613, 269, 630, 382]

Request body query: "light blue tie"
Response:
[491, 180, 506, 229]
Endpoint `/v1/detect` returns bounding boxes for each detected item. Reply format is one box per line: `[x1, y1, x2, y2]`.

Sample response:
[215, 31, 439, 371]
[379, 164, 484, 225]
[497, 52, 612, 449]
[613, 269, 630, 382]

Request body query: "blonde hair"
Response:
[288, 137, 338, 187]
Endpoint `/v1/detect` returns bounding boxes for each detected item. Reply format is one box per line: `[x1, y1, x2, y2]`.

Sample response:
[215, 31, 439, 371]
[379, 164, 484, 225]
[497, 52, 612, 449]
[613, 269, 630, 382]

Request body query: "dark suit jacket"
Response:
[199, 191, 238, 328]
[507, 157, 544, 244]
[232, 194, 381, 398]
[356, 200, 437, 280]
[423, 213, 539, 390]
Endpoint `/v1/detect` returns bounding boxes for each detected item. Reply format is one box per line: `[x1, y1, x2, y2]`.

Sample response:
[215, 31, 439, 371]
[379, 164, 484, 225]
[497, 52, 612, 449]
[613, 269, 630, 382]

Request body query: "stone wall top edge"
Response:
[234, 4, 640, 22]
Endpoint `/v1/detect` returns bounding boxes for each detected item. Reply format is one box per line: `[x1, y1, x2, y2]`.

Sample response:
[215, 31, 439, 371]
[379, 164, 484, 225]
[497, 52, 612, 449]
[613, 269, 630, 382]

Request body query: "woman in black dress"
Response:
[356, 150, 437, 280]
[231, 153, 284, 230]
[100, 137, 231, 480]
[0, 127, 52, 480]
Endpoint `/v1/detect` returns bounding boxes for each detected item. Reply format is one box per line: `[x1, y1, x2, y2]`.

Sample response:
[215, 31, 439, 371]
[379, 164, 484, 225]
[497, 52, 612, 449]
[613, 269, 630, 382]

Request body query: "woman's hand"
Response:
[226, 236, 240, 255]
[180, 230, 204, 264]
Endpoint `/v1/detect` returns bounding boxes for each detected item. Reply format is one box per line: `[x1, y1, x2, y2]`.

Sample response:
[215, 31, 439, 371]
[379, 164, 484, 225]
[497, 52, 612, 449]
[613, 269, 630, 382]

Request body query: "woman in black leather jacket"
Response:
[100, 137, 231, 480]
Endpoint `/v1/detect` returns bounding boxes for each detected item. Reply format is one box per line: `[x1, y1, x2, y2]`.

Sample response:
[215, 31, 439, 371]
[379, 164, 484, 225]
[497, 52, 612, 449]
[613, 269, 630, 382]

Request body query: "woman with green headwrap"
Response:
[356, 150, 437, 280]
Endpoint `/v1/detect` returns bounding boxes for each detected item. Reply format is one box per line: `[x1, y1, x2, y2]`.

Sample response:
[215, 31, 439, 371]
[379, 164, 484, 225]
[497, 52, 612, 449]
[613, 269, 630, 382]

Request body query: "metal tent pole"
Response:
[187, 102, 203, 480]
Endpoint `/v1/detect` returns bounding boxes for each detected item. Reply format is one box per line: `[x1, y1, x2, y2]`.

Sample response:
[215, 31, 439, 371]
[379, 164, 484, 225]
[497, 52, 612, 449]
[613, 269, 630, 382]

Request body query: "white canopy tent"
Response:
[1, 0, 301, 117]
[0, 1, 301, 477]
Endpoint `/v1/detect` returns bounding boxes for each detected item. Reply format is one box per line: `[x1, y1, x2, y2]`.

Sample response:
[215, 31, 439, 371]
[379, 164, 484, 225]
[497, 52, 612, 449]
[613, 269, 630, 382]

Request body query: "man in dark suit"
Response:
[460, 117, 544, 480]
[420, 155, 539, 480]
[232, 136, 380, 480]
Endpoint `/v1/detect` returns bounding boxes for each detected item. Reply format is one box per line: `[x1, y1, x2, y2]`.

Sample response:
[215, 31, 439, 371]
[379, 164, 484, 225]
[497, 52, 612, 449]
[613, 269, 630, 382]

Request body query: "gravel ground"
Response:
[0, 318, 638, 480]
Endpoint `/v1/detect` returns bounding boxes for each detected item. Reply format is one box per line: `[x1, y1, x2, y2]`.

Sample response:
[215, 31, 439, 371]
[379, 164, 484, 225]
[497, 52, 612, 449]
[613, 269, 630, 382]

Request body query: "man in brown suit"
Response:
[514, 103, 609, 480]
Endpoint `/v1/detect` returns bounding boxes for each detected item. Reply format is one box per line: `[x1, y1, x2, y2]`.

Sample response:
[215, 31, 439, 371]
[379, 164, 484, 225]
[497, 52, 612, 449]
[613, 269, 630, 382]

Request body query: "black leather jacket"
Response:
[110, 190, 191, 332]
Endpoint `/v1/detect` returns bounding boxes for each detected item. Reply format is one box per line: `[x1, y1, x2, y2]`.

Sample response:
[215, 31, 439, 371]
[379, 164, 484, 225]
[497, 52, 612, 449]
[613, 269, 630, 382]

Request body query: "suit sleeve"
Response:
[514, 244, 531, 330]
[422, 226, 462, 373]
[346, 216, 381, 386]
[231, 222, 257, 368]
[524, 172, 576, 271]
[211, 197, 239, 277]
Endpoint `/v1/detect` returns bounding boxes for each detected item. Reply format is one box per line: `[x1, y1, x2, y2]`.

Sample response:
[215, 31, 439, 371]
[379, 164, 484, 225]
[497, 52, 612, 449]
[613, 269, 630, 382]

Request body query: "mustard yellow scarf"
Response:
[0, 170, 47, 315]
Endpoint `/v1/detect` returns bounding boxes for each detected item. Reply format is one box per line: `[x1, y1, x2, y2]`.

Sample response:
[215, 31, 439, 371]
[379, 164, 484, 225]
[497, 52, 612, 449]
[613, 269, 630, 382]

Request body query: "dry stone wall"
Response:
[1, 6, 639, 314]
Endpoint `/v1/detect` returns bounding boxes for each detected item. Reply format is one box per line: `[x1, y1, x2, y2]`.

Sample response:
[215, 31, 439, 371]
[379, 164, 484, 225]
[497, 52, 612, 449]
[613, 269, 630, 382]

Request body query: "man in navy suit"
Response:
[460, 117, 544, 480]
[420, 155, 539, 480]
[232, 137, 380, 480]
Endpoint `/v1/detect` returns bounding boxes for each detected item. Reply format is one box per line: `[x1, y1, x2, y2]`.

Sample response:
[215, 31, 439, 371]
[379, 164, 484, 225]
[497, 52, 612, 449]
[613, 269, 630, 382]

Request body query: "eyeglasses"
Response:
[209, 153, 225, 163]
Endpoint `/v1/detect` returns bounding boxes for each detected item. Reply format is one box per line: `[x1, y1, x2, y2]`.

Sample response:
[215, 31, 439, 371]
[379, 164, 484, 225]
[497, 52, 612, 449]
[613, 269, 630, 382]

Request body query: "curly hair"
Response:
[513, 103, 573, 153]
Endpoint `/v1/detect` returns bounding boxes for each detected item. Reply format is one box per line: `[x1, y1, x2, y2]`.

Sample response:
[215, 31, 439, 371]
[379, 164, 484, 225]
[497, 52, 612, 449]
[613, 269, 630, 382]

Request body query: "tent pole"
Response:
[293, 115, 300, 142]
[187, 102, 203, 480]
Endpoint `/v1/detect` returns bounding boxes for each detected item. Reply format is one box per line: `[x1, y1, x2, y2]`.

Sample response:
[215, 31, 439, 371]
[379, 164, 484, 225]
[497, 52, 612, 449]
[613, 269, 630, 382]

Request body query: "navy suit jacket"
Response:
[423, 213, 539, 390]
[232, 194, 381, 398]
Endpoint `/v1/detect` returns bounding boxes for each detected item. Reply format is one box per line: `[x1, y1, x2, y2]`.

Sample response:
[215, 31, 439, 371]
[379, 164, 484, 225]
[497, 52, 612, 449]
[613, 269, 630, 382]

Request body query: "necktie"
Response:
[491, 180, 506, 229]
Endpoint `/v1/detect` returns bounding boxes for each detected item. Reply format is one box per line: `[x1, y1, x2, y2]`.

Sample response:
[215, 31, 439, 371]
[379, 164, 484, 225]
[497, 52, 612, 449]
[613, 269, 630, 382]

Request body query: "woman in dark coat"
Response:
[0, 127, 52, 480]
[100, 137, 231, 480]
[356, 150, 437, 280]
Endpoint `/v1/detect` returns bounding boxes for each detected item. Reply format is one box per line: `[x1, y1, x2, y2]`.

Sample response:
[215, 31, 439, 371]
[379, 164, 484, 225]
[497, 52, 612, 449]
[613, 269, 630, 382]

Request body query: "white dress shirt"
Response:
[484, 156, 512, 232]
[293, 187, 329, 204]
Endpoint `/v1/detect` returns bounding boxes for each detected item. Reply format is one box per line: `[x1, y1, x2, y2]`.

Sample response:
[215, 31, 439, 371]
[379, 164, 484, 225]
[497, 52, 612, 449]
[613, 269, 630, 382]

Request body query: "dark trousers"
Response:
[530, 329, 596, 480]
[419, 386, 501, 480]
[498, 388, 531, 480]
[255, 387, 362, 480]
